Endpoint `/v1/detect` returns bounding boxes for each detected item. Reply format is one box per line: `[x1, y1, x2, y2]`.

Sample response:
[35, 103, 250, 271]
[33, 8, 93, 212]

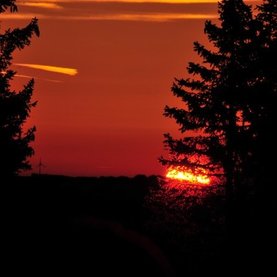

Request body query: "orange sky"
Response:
[3, 0, 259, 176]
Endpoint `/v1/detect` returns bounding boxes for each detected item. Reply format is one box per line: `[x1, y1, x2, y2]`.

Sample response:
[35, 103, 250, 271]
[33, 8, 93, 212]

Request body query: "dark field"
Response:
[5, 175, 273, 276]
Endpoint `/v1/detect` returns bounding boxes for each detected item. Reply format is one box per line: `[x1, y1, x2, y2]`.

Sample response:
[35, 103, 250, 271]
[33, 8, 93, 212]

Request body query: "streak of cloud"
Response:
[5, 0, 220, 22]
[65, 13, 218, 21]
[10, 1, 258, 22]
[17, 0, 258, 3]
[15, 74, 62, 83]
[2, 12, 217, 21]
[16, 0, 254, 3]
[1, 13, 46, 19]
[18, 2, 63, 9]
[15, 63, 78, 76]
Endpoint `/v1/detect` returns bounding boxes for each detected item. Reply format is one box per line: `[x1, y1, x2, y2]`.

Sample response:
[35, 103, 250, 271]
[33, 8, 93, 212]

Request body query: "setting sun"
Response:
[166, 166, 211, 185]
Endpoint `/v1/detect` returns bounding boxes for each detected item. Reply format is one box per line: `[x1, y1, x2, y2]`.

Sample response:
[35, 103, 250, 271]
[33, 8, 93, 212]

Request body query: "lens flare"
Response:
[166, 166, 210, 185]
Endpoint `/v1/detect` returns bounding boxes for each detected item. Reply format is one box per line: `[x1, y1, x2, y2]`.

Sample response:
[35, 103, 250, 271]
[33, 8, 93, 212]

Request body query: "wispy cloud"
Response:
[15, 74, 62, 83]
[17, 0, 258, 3]
[1, 70, 62, 82]
[2, 12, 217, 22]
[1, 13, 46, 19]
[15, 63, 78, 76]
[63, 13, 218, 21]
[18, 2, 63, 9]
[14, 0, 236, 3]
[10, 0, 257, 22]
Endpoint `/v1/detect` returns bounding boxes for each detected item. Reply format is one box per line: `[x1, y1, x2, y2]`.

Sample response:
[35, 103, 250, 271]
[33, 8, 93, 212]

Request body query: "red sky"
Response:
[3, 0, 258, 176]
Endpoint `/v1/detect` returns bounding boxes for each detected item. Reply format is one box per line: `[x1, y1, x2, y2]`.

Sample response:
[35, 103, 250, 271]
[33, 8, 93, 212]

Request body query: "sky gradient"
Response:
[3, 0, 259, 176]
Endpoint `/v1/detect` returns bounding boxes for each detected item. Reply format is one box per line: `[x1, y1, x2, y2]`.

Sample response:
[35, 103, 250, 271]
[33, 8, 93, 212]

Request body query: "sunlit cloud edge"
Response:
[15, 63, 78, 76]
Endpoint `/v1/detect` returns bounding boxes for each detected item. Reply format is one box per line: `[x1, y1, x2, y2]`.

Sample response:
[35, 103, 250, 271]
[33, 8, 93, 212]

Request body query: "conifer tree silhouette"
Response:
[250, 0, 277, 199]
[160, 0, 256, 201]
[0, 0, 39, 176]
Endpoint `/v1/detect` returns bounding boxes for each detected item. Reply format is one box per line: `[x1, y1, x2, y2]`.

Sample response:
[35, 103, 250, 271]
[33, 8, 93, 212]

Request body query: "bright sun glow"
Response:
[166, 166, 211, 185]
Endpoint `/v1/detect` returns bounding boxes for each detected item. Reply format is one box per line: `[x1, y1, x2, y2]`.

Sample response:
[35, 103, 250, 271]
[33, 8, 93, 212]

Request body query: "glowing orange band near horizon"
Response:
[166, 166, 210, 185]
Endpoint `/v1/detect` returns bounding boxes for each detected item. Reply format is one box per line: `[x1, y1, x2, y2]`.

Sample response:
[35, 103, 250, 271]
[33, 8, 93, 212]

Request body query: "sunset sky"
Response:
[3, 0, 258, 176]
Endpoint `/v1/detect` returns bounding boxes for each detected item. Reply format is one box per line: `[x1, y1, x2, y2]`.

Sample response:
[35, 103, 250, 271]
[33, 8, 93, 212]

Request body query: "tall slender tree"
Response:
[250, 0, 277, 199]
[160, 0, 256, 200]
[0, 0, 39, 176]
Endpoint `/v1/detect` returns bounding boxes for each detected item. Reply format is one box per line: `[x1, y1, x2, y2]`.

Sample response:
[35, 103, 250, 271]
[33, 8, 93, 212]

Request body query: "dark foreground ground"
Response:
[4, 175, 275, 276]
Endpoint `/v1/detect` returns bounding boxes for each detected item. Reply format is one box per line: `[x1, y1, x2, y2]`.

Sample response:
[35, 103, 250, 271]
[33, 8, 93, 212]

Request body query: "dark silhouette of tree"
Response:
[0, 0, 17, 13]
[0, 1, 39, 176]
[250, 0, 277, 200]
[160, 0, 256, 201]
